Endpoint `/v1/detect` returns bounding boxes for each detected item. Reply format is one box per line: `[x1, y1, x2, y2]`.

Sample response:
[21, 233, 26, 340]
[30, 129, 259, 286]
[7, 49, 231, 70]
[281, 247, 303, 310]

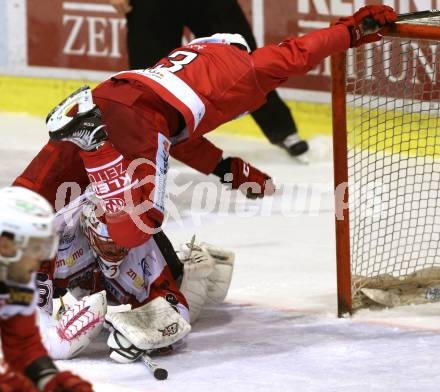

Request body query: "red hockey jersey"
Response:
[13, 25, 350, 246]
[92, 24, 349, 174]
[0, 277, 48, 373]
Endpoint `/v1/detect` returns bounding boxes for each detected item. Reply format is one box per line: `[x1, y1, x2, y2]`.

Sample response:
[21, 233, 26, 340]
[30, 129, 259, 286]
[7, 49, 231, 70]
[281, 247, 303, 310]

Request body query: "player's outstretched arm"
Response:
[252, 5, 397, 93]
[170, 137, 224, 175]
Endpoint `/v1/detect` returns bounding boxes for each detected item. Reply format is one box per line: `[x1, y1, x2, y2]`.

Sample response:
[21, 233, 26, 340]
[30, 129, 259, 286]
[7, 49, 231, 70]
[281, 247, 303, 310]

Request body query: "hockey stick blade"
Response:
[140, 353, 168, 381]
[362, 9, 440, 34]
[397, 10, 440, 22]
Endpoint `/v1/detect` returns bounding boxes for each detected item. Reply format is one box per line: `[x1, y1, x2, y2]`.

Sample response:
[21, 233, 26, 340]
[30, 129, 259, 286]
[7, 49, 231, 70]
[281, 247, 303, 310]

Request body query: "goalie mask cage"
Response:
[331, 19, 440, 317]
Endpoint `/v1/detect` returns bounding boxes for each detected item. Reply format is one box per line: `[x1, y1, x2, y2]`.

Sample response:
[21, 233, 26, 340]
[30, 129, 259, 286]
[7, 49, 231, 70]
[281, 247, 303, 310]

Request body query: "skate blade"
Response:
[292, 152, 309, 165]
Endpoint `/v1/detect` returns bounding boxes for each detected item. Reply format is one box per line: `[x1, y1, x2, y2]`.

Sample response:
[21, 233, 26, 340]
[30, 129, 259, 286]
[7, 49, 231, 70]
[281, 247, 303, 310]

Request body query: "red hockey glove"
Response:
[43, 371, 93, 392]
[0, 364, 38, 392]
[336, 5, 397, 47]
[214, 157, 275, 199]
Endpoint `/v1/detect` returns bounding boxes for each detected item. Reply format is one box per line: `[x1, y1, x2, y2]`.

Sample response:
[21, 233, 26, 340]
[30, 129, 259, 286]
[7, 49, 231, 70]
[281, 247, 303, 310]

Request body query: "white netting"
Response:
[346, 20, 440, 309]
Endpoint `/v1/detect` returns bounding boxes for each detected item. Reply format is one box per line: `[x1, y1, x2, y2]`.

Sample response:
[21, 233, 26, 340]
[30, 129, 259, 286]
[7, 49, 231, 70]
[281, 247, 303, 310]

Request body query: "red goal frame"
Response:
[331, 23, 440, 317]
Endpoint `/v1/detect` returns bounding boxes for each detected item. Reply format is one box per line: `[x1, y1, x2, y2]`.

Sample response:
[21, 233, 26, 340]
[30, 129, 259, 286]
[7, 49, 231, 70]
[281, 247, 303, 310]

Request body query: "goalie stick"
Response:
[395, 9, 440, 22]
[153, 231, 185, 280]
[140, 353, 168, 380]
[106, 232, 190, 381]
[362, 9, 440, 34]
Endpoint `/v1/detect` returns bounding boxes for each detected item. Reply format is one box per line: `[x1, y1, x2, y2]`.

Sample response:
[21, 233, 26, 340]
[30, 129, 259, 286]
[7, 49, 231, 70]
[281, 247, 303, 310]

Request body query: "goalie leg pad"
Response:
[206, 262, 234, 304]
[178, 243, 215, 279]
[179, 277, 209, 323]
[105, 297, 191, 351]
[178, 244, 215, 323]
[201, 243, 235, 304]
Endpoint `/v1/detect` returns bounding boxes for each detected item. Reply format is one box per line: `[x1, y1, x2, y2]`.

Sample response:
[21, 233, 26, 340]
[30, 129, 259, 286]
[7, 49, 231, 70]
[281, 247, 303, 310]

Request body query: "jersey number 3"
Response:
[154, 50, 198, 73]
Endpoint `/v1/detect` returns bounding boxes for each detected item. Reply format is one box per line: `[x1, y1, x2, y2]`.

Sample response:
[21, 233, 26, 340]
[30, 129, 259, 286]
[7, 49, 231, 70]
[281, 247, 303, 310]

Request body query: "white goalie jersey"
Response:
[36, 194, 234, 361]
[37, 196, 189, 318]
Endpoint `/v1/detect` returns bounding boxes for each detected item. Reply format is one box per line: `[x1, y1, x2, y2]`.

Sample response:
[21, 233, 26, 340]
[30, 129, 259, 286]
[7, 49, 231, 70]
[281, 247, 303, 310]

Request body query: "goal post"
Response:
[332, 47, 352, 317]
[331, 20, 440, 317]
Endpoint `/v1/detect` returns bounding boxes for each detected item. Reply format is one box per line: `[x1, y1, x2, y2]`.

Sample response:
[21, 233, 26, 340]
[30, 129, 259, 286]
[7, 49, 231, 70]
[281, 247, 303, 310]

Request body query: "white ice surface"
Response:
[1, 113, 440, 391]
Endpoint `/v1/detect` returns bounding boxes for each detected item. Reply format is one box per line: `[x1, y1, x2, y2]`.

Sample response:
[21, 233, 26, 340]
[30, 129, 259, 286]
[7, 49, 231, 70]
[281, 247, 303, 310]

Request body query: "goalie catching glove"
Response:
[336, 5, 397, 47]
[105, 297, 191, 364]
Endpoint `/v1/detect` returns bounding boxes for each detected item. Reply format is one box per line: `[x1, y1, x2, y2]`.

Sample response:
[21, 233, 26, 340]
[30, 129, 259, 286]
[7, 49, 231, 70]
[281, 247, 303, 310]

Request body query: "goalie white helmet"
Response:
[0, 186, 58, 264]
[80, 199, 129, 278]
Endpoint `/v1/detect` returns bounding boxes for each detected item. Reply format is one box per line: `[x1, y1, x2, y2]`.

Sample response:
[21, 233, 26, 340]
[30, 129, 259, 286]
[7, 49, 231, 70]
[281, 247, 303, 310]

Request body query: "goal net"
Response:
[331, 18, 440, 316]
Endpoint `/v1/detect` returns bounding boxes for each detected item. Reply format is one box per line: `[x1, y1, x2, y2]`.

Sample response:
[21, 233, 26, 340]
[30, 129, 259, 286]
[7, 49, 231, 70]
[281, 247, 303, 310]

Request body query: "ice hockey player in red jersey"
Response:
[13, 5, 397, 250]
[0, 186, 93, 392]
[37, 192, 234, 362]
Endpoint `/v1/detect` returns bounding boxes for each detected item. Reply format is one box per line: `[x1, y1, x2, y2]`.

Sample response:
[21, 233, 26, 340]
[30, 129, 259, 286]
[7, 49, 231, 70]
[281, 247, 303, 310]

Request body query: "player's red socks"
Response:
[80, 142, 139, 214]
[80, 142, 157, 248]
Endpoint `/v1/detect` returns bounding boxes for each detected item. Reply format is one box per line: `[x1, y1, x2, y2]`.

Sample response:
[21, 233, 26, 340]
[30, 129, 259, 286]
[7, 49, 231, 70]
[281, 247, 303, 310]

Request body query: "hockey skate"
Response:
[46, 85, 108, 151]
[280, 133, 309, 163]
